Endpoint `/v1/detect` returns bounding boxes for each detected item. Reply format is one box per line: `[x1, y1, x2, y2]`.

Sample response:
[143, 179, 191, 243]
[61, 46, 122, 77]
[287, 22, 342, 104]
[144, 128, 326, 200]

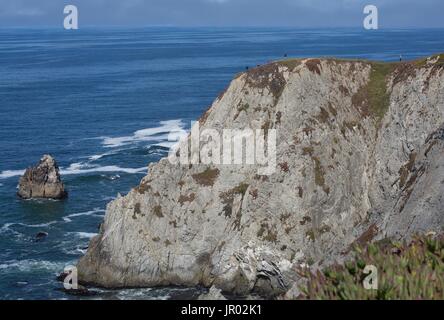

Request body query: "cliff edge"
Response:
[77, 55, 444, 297]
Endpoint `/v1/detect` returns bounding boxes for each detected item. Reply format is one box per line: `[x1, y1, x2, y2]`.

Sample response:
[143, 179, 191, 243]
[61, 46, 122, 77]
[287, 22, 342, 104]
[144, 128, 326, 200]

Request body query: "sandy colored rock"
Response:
[18, 154, 67, 199]
[198, 286, 227, 300]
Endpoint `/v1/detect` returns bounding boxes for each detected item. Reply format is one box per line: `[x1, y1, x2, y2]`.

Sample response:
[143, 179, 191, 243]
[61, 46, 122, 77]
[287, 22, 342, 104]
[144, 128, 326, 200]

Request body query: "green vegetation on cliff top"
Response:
[237, 54, 443, 124]
[298, 233, 444, 300]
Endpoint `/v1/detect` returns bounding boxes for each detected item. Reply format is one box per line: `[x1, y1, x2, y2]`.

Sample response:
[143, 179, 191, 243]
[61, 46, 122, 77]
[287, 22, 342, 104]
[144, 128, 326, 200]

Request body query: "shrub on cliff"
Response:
[298, 234, 444, 300]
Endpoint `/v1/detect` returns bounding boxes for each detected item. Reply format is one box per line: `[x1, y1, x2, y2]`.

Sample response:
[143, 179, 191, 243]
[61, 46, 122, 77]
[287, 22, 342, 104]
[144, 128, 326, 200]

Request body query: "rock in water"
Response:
[63, 285, 96, 297]
[56, 271, 70, 282]
[77, 55, 444, 298]
[34, 232, 48, 242]
[17, 155, 67, 199]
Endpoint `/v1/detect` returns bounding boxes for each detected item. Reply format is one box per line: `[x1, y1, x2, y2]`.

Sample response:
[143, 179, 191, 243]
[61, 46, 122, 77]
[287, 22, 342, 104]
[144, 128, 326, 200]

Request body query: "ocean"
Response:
[0, 27, 443, 300]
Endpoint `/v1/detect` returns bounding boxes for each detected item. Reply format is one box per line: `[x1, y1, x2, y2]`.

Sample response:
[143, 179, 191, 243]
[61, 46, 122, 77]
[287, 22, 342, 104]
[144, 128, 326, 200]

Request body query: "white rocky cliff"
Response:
[77, 55, 444, 297]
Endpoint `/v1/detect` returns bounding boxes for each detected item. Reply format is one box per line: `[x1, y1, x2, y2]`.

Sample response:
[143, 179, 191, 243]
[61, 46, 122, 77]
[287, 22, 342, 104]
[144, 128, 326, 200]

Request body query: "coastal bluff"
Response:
[77, 55, 444, 298]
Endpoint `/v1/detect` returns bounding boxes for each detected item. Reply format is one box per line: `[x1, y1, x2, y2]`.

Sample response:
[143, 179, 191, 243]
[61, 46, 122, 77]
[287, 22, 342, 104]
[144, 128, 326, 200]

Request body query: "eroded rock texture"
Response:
[18, 154, 67, 199]
[78, 55, 444, 297]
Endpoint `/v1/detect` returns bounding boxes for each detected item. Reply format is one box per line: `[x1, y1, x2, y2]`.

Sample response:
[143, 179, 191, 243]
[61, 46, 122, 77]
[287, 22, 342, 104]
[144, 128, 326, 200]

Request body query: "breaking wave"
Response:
[0, 259, 71, 273]
[0, 120, 187, 181]
[63, 163, 146, 175]
[63, 208, 105, 222]
[67, 232, 98, 239]
[101, 119, 187, 148]
[0, 164, 146, 180]
[0, 170, 25, 179]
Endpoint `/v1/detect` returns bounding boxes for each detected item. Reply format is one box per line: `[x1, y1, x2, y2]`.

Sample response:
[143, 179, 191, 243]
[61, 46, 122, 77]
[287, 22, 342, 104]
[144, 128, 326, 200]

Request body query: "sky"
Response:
[0, 0, 443, 28]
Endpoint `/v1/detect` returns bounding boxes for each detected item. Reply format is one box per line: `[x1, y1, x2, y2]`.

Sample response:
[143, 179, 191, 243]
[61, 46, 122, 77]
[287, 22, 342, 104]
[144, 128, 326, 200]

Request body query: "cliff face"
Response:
[77, 55, 444, 297]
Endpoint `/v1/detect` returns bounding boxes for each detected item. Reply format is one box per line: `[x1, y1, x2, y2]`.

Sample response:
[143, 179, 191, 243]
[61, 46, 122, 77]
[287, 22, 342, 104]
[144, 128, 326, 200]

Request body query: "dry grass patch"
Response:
[192, 168, 220, 186]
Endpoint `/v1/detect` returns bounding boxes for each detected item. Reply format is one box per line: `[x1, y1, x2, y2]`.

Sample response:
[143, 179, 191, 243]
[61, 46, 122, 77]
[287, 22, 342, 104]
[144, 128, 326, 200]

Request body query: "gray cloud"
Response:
[0, 0, 442, 27]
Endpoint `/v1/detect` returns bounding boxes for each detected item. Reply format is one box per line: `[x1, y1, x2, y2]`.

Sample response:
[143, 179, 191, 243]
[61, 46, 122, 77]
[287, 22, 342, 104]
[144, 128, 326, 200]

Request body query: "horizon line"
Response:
[2, 25, 444, 30]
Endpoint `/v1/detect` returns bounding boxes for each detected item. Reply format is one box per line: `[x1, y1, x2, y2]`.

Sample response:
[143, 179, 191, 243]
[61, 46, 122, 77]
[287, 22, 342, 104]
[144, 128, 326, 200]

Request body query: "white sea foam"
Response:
[63, 209, 105, 222]
[102, 119, 186, 148]
[102, 134, 169, 148]
[0, 223, 28, 241]
[89, 155, 103, 161]
[115, 288, 161, 300]
[63, 246, 88, 255]
[62, 164, 146, 175]
[0, 259, 71, 273]
[0, 165, 145, 180]
[0, 221, 57, 233]
[64, 162, 85, 171]
[0, 169, 25, 179]
[0, 221, 58, 237]
[68, 232, 98, 239]
[0, 121, 184, 180]
[87, 149, 120, 161]
[17, 221, 58, 228]
[0, 223, 14, 234]
[154, 141, 178, 149]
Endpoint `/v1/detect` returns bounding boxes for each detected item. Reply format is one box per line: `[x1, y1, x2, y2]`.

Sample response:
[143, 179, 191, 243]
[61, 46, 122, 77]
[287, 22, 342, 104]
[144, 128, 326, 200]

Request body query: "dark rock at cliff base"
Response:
[56, 272, 97, 296]
[197, 286, 227, 300]
[62, 285, 96, 297]
[56, 271, 69, 282]
[17, 155, 67, 199]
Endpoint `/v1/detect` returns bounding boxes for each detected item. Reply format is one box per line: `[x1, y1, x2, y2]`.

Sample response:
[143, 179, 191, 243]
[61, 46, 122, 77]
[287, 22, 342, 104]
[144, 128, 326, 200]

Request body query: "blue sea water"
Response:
[0, 27, 443, 300]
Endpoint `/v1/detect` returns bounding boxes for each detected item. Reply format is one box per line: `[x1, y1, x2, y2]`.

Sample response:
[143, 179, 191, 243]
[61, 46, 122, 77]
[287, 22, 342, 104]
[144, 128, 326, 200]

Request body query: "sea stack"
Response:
[17, 155, 67, 199]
